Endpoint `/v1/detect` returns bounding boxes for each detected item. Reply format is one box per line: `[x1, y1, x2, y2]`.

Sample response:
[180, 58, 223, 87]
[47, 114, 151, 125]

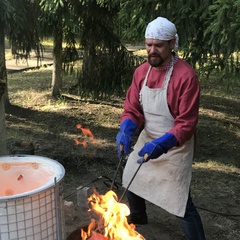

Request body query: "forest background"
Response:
[0, 1, 240, 239]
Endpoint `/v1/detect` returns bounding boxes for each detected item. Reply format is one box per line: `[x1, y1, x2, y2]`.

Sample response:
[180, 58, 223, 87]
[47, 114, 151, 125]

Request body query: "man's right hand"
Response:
[116, 119, 137, 159]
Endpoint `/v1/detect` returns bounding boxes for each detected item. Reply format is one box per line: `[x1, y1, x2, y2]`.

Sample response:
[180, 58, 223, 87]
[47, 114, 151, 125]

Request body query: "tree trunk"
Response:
[51, 23, 63, 98]
[0, 20, 10, 108]
[0, 96, 7, 155]
[0, 21, 8, 154]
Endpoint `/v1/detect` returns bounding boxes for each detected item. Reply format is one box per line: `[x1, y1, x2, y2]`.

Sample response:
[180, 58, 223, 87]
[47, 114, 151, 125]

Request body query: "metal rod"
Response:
[54, 177, 63, 240]
[119, 161, 143, 202]
[118, 153, 148, 202]
[110, 153, 124, 190]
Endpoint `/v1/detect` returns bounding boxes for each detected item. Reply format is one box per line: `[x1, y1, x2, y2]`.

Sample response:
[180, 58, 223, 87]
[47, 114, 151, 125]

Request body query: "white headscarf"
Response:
[145, 17, 179, 51]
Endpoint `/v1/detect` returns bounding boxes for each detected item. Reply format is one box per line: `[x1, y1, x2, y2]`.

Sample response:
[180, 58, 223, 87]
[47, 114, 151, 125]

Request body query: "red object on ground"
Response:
[88, 231, 108, 240]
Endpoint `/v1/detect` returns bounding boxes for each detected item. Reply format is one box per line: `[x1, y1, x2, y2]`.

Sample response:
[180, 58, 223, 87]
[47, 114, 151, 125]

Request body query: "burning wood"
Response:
[88, 231, 108, 240]
[66, 227, 108, 240]
[67, 189, 145, 240]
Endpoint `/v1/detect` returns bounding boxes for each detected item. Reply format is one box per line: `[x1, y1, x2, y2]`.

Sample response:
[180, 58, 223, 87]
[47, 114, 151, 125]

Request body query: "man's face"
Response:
[145, 38, 175, 67]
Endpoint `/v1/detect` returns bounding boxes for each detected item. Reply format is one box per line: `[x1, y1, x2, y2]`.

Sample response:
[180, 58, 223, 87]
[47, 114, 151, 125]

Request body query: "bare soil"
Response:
[4, 60, 240, 240]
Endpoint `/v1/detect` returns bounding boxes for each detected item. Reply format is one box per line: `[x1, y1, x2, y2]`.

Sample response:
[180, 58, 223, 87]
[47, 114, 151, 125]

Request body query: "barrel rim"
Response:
[0, 154, 65, 201]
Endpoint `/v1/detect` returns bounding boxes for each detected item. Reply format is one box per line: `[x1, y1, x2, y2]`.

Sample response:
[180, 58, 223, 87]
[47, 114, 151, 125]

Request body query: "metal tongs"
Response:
[118, 153, 148, 202]
[110, 145, 125, 190]
[110, 145, 148, 202]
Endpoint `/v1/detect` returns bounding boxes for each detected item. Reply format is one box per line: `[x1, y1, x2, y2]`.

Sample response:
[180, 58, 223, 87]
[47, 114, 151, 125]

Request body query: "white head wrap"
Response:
[145, 17, 179, 51]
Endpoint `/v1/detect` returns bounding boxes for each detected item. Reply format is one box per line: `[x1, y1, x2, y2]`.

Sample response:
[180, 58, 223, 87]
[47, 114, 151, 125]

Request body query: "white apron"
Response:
[122, 63, 194, 217]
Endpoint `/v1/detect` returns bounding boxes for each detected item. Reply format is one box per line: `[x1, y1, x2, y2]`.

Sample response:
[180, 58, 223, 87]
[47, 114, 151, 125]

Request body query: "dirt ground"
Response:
[4, 55, 240, 240]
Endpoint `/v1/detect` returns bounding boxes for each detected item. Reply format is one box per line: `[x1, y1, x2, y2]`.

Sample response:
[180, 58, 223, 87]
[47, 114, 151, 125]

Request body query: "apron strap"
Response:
[143, 66, 152, 86]
[139, 66, 152, 106]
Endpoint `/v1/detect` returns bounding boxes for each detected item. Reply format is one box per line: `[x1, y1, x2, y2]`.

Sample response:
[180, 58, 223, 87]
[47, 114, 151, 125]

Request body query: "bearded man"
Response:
[116, 17, 206, 240]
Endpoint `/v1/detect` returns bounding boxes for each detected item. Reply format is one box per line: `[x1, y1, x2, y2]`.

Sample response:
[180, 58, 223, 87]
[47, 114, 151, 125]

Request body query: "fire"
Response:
[76, 124, 95, 142]
[75, 123, 95, 148]
[81, 190, 145, 240]
[75, 139, 88, 148]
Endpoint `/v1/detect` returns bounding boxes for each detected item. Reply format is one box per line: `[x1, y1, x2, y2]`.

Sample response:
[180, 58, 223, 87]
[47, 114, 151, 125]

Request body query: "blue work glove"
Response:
[137, 133, 177, 163]
[116, 119, 138, 159]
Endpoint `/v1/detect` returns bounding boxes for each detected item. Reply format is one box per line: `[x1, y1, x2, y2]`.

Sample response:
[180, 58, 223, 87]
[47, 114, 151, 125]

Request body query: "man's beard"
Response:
[148, 54, 163, 67]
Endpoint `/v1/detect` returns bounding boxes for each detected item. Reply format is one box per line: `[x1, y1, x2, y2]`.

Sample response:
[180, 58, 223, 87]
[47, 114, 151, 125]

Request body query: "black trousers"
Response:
[127, 191, 206, 240]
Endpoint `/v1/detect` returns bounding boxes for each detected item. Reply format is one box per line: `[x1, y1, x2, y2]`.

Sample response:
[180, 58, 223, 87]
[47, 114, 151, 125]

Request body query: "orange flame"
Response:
[74, 139, 88, 148]
[81, 190, 145, 240]
[76, 124, 95, 142]
[75, 124, 95, 148]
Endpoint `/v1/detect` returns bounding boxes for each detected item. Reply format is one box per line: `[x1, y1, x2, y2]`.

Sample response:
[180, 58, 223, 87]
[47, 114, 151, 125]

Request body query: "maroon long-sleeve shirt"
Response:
[121, 57, 200, 146]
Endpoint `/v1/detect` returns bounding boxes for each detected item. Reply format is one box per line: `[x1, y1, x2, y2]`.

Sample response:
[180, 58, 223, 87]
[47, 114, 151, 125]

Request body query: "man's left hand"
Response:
[138, 142, 165, 163]
[138, 133, 177, 163]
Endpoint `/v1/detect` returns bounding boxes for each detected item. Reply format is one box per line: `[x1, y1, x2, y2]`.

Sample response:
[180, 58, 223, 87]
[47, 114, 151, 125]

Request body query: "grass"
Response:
[5, 58, 240, 240]
[5, 46, 240, 168]
[6, 65, 240, 169]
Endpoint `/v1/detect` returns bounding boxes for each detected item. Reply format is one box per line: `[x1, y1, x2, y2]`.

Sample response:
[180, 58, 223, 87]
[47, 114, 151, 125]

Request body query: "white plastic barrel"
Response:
[0, 155, 65, 240]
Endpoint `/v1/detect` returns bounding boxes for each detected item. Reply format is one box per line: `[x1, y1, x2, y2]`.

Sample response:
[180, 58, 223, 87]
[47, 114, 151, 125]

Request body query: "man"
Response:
[116, 17, 206, 240]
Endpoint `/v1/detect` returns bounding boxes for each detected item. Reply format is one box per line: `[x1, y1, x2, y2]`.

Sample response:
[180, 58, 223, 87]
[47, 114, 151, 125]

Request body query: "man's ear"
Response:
[169, 39, 176, 50]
